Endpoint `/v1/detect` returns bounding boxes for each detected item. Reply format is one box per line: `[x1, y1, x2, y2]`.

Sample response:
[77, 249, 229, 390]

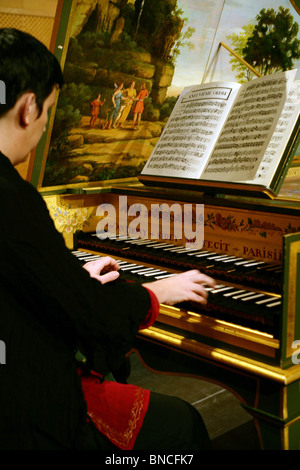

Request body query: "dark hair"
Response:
[0, 28, 64, 117]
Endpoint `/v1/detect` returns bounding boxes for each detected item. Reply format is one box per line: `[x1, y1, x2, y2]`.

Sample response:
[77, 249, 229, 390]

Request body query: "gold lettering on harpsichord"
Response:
[203, 239, 230, 251]
[243, 245, 282, 261]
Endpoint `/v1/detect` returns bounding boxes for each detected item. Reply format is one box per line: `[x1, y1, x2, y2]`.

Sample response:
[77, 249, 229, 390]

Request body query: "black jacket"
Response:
[0, 153, 151, 449]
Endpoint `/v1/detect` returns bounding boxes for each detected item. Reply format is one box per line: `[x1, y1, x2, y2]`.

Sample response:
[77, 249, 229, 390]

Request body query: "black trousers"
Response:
[134, 392, 211, 450]
[85, 391, 211, 451]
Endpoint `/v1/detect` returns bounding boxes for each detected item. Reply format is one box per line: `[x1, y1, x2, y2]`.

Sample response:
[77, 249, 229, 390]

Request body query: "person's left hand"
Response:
[83, 256, 120, 284]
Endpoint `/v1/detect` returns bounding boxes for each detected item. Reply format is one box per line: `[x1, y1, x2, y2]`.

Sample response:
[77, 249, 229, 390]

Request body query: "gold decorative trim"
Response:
[286, 240, 300, 357]
[138, 326, 300, 384]
[158, 304, 279, 358]
[139, 175, 275, 199]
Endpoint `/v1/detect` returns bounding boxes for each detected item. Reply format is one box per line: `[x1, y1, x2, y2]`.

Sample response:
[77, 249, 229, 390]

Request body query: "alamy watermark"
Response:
[96, 195, 204, 249]
[0, 80, 6, 104]
[0, 340, 6, 364]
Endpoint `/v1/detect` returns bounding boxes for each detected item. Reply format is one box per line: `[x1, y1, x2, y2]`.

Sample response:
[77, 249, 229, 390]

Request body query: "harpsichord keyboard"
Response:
[72, 232, 282, 337]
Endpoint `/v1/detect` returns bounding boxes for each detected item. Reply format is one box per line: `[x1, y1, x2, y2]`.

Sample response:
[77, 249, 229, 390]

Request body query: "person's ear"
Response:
[19, 93, 36, 127]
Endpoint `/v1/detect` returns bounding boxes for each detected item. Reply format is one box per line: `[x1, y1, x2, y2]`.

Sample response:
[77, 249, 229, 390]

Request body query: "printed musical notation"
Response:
[202, 72, 297, 182]
[143, 82, 240, 178]
[141, 70, 300, 195]
[248, 81, 300, 184]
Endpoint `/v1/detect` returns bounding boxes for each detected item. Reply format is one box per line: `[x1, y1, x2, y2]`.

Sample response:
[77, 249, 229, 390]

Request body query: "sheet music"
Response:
[247, 80, 300, 186]
[201, 70, 297, 182]
[141, 82, 240, 179]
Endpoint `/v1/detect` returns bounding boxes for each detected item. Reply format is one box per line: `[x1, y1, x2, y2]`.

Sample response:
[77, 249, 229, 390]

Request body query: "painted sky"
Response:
[168, 0, 300, 95]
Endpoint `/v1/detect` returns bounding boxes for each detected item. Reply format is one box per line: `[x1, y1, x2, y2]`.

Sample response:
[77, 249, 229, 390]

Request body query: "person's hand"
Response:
[83, 256, 120, 284]
[143, 270, 216, 306]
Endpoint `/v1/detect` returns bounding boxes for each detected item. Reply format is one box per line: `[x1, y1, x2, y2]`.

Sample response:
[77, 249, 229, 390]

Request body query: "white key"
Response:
[234, 259, 256, 266]
[241, 293, 266, 301]
[255, 297, 279, 305]
[151, 243, 170, 249]
[120, 264, 138, 270]
[131, 267, 160, 274]
[266, 301, 281, 308]
[244, 261, 266, 268]
[154, 273, 177, 279]
[207, 255, 233, 261]
[126, 266, 146, 273]
[210, 286, 234, 294]
[232, 291, 257, 300]
[195, 252, 216, 258]
[222, 257, 244, 263]
[187, 250, 209, 256]
[140, 270, 166, 277]
[223, 289, 246, 297]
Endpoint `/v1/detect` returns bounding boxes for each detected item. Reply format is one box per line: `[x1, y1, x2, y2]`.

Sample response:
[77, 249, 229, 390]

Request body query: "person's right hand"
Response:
[143, 270, 216, 306]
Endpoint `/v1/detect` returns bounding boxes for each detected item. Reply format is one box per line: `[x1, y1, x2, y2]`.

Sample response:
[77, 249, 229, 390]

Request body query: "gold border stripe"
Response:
[286, 240, 300, 357]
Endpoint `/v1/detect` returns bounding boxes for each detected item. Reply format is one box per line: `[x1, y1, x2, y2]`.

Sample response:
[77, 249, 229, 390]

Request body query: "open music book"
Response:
[139, 70, 300, 198]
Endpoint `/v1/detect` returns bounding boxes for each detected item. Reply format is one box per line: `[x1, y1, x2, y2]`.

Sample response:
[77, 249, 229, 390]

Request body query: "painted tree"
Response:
[242, 7, 300, 76]
[134, 0, 194, 62]
[226, 23, 255, 83]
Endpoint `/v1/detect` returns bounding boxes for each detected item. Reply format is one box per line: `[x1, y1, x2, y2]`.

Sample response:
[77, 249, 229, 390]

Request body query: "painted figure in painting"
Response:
[90, 93, 106, 128]
[115, 80, 137, 128]
[103, 82, 124, 130]
[131, 82, 149, 130]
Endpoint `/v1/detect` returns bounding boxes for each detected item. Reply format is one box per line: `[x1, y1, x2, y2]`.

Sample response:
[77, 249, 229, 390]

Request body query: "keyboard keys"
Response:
[71, 247, 282, 336]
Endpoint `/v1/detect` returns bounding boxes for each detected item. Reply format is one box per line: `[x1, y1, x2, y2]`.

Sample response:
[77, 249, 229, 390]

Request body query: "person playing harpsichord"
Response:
[0, 28, 215, 451]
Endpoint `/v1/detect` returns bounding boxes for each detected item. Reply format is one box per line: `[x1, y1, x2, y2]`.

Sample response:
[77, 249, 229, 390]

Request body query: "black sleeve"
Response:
[0, 179, 152, 375]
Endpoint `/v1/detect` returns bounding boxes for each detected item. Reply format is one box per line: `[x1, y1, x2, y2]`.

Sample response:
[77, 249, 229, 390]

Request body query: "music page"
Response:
[141, 82, 241, 179]
[201, 70, 297, 182]
[245, 80, 300, 187]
